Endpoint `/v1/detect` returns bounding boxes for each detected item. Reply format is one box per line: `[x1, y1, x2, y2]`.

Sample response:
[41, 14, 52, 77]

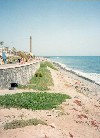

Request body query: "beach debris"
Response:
[83, 109, 89, 114]
[69, 132, 73, 138]
[64, 83, 71, 87]
[75, 81, 81, 85]
[58, 111, 66, 116]
[90, 120, 99, 128]
[44, 135, 49, 138]
[74, 96, 79, 99]
[74, 100, 82, 106]
[49, 123, 56, 128]
[94, 105, 100, 108]
[77, 114, 88, 119]
[47, 114, 51, 116]
[85, 121, 90, 126]
[75, 120, 84, 124]
[70, 108, 78, 111]
[66, 112, 70, 115]
[75, 86, 78, 89]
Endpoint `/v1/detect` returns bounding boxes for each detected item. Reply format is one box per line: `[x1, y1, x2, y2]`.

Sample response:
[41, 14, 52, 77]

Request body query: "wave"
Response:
[53, 61, 100, 85]
[73, 70, 100, 85]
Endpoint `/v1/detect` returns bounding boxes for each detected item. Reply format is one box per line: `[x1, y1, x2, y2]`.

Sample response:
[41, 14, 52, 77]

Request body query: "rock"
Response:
[49, 123, 56, 128]
[69, 132, 73, 138]
[74, 100, 82, 106]
[47, 114, 51, 116]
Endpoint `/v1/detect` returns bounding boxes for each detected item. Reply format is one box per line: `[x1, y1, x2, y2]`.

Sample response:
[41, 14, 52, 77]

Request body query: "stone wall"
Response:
[0, 62, 40, 89]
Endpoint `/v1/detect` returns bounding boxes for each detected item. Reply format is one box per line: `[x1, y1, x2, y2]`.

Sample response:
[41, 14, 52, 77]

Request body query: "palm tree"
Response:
[12, 47, 17, 55]
[0, 41, 4, 53]
[0, 41, 4, 46]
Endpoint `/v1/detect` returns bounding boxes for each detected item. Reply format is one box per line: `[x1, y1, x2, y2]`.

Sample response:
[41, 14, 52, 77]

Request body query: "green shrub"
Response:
[35, 72, 43, 77]
[0, 92, 71, 110]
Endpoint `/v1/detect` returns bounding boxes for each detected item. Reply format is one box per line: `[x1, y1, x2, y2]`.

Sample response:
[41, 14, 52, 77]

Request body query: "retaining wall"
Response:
[0, 62, 40, 89]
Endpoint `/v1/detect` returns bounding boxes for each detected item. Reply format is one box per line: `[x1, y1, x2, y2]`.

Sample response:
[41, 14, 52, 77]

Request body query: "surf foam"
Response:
[53, 61, 100, 85]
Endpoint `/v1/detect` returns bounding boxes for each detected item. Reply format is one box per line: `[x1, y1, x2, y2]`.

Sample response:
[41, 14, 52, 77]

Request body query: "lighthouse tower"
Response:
[30, 36, 32, 53]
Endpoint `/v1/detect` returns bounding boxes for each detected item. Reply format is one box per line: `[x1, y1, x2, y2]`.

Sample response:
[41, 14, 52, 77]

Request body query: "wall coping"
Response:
[0, 61, 40, 70]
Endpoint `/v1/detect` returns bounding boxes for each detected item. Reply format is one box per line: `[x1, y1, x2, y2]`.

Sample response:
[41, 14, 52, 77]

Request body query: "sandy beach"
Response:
[0, 61, 100, 138]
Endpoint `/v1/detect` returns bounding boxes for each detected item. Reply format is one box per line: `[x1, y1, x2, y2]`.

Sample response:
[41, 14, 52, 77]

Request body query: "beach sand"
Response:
[0, 63, 100, 138]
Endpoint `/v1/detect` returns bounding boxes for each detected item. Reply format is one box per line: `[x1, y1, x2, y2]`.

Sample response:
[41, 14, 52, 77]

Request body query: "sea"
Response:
[47, 56, 100, 85]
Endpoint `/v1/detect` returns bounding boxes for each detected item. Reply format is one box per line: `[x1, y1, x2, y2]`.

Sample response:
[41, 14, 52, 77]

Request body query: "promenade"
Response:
[0, 60, 40, 69]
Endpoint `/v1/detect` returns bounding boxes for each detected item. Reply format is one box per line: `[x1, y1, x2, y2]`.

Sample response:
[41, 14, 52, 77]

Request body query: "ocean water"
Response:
[48, 56, 100, 84]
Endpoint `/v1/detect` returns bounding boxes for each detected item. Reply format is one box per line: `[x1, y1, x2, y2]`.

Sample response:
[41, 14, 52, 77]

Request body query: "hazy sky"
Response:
[0, 0, 100, 56]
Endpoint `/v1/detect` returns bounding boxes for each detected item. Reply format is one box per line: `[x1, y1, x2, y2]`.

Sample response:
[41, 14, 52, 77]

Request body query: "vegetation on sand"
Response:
[0, 92, 71, 110]
[40, 61, 58, 70]
[19, 61, 57, 91]
[4, 118, 47, 130]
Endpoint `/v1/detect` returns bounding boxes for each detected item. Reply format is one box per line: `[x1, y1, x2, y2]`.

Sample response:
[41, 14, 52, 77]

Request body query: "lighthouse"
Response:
[30, 36, 32, 53]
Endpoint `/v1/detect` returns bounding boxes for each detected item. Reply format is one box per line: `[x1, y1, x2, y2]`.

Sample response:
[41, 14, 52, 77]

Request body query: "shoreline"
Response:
[53, 61, 100, 87]
[50, 60, 100, 99]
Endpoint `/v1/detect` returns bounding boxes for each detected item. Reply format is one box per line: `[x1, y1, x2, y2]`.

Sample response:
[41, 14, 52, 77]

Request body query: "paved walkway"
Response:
[0, 61, 39, 69]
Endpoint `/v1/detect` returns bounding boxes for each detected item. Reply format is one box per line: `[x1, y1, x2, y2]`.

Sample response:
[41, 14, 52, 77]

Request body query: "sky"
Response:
[0, 0, 100, 56]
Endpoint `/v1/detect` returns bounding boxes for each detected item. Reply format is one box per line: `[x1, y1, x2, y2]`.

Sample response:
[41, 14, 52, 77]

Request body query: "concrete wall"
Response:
[0, 62, 40, 89]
